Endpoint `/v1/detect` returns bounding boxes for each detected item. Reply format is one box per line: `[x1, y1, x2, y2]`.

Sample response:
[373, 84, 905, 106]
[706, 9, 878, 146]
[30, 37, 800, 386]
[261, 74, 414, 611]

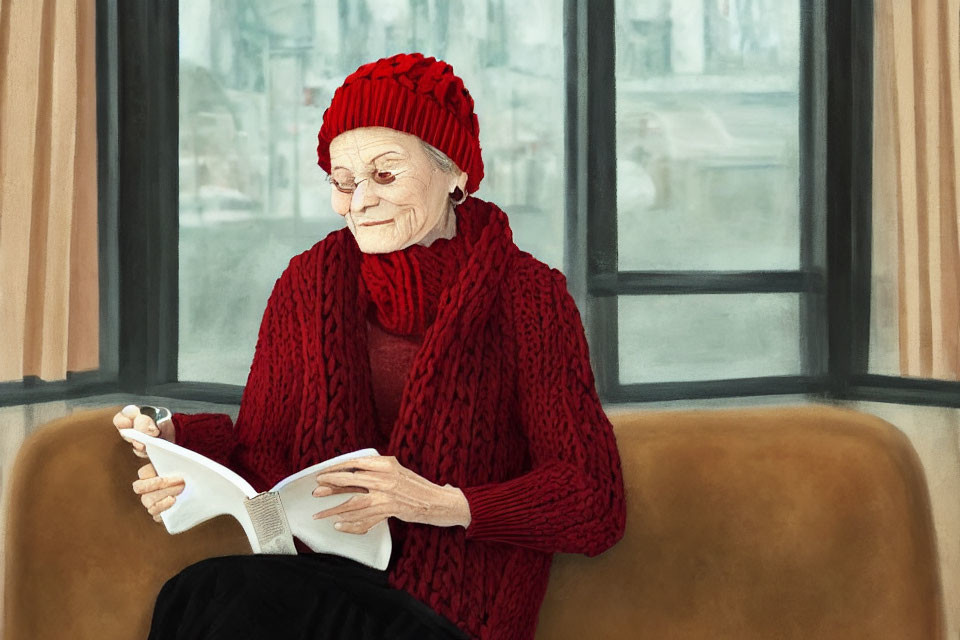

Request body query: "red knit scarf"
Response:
[359, 213, 477, 446]
[295, 196, 515, 471]
[359, 210, 478, 336]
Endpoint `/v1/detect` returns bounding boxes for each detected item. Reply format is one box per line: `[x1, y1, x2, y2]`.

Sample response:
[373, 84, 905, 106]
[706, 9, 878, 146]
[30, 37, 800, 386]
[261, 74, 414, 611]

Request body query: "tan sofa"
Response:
[4, 404, 945, 639]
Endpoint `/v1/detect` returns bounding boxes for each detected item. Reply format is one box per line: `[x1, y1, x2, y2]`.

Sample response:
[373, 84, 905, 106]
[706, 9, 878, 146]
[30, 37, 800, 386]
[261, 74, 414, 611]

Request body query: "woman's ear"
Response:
[451, 170, 468, 195]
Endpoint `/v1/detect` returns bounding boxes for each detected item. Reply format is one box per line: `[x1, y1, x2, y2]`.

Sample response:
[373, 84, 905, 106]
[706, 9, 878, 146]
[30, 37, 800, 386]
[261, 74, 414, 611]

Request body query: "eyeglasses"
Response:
[326, 170, 397, 194]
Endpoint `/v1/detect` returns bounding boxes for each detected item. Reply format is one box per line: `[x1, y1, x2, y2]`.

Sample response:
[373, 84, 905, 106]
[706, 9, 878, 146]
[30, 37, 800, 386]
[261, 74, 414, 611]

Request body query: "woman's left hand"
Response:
[312, 455, 471, 535]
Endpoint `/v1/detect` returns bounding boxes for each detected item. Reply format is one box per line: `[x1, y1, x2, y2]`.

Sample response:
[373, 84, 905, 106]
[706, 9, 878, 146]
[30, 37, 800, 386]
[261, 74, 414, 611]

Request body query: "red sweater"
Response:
[171, 196, 627, 640]
[366, 315, 423, 444]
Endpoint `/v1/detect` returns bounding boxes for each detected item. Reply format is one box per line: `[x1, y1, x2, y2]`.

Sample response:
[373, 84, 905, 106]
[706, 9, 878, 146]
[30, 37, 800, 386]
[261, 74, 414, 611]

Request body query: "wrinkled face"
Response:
[327, 127, 463, 253]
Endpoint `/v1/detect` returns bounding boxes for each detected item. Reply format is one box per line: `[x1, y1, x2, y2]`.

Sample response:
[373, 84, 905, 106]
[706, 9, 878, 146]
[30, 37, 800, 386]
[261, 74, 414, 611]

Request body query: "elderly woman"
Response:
[113, 52, 626, 640]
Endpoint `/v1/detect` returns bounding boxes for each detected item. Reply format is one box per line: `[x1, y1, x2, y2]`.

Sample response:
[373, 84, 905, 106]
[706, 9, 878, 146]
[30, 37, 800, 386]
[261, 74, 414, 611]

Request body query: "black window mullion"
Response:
[591, 271, 822, 296]
[849, 374, 960, 408]
[824, 0, 874, 398]
[0, 373, 117, 408]
[611, 376, 829, 404]
[565, 0, 619, 402]
[799, 0, 829, 382]
[147, 381, 243, 406]
[96, 0, 120, 384]
[116, 0, 180, 395]
[563, 0, 587, 305]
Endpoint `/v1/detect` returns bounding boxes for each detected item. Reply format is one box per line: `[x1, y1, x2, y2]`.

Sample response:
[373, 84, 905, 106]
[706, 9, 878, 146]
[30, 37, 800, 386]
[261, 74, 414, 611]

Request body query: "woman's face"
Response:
[327, 127, 464, 254]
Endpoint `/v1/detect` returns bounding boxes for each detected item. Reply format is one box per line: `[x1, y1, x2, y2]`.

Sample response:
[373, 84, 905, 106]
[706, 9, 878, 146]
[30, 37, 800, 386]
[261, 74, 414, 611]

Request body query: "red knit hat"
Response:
[316, 52, 484, 195]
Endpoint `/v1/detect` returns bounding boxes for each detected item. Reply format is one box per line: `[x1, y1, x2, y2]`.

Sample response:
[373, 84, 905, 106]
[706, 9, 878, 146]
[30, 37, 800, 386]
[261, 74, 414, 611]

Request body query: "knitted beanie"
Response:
[316, 52, 484, 195]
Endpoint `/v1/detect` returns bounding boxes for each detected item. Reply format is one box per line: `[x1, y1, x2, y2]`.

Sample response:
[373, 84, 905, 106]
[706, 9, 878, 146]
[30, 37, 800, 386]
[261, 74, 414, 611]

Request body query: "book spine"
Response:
[243, 492, 296, 554]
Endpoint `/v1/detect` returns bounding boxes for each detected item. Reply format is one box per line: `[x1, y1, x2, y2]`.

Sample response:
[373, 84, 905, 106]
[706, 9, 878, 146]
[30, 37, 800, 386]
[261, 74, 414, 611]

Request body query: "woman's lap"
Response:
[148, 554, 470, 640]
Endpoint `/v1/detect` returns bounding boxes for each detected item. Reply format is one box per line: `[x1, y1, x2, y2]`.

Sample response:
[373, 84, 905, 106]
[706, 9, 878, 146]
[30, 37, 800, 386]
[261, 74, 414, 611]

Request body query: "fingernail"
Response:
[334, 522, 342, 530]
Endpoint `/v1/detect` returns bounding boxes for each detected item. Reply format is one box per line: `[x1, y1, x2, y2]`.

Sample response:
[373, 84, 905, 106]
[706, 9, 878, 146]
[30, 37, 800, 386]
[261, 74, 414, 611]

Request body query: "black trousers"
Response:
[147, 553, 472, 640]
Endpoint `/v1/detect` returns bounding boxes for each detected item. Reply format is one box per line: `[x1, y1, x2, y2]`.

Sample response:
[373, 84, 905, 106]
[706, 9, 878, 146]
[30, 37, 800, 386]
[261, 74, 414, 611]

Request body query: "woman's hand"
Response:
[131, 462, 185, 523]
[312, 456, 471, 535]
[113, 404, 175, 457]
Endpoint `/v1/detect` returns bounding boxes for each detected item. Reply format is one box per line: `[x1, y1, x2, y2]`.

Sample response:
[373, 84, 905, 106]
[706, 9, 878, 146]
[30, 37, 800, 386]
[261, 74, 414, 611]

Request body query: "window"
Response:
[611, 0, 808, 396]
[616, 0, 801, 272]
[101, 0, 823, 406]
[177, 0, 565, 385]
[13, 0, 904, 411]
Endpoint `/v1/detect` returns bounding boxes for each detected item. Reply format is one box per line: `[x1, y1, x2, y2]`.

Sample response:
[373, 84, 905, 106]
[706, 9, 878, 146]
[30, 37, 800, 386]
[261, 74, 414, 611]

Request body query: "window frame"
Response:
[571, 0, 828, 403]
[6, 0, 959, 410]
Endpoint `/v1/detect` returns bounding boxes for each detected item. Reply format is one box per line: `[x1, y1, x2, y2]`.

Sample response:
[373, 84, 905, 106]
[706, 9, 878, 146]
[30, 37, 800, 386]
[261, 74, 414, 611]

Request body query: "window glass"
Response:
[178, 0, 564, 384]
[618, 293, 802, 383]
[615, 0, 801, 271]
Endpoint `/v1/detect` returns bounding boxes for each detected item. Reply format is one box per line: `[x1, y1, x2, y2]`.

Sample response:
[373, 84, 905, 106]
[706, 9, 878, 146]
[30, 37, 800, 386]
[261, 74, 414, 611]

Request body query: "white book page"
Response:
[273, 448, 392, 570]
[121, 429, 261, 546]
[269, 448, 381, 492]
[278, 476, 392, 571]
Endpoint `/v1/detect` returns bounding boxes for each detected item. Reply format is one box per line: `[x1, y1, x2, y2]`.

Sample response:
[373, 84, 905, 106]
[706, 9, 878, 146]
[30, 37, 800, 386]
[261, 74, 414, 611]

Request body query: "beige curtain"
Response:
[873, 0, 960, 379]
[0, 0, 99, 383]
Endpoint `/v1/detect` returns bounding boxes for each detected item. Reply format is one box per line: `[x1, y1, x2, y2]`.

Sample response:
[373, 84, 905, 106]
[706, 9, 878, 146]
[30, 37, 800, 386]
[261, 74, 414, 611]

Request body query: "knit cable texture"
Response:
[172, 196, 627, 640]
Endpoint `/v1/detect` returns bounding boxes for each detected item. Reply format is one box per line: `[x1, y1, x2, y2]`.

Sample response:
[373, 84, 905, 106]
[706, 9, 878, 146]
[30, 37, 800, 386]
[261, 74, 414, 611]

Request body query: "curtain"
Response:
[872, 0, 960, 379]
[0, 0, 99, 383]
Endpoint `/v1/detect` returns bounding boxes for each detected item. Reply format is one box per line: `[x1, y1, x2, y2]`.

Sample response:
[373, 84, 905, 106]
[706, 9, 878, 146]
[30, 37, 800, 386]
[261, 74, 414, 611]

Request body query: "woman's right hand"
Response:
[132, 462, 185, 523]
[113, 404, 175, 457]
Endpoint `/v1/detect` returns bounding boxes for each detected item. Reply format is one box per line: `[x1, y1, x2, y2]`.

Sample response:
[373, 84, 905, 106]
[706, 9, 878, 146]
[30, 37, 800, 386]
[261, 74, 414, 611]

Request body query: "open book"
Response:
[120, 429, 392, 570]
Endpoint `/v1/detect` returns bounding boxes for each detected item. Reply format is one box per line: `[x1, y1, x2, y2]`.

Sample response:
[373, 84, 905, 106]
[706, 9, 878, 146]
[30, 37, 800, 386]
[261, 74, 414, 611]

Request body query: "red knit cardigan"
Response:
[171, 196, 627, 640]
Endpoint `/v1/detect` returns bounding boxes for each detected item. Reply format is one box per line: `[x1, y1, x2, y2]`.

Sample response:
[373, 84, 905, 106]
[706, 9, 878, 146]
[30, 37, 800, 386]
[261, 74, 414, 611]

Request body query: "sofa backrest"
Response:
[3, 405, 945, 639]
[535, 405, 944, 640]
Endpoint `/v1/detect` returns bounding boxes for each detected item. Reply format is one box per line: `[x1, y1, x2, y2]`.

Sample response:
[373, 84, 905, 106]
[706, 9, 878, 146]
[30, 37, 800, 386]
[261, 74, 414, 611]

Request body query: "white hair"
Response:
[418, 139, 461, 178]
